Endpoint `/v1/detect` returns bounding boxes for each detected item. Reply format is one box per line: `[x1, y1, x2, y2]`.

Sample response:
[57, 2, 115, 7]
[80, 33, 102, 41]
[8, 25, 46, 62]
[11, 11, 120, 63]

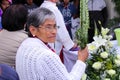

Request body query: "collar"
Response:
[33, 36, 48, 45]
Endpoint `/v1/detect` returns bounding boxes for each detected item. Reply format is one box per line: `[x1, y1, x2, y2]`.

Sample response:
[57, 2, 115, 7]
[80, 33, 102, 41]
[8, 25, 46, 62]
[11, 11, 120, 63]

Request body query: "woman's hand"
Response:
[78, 47, 88, 62]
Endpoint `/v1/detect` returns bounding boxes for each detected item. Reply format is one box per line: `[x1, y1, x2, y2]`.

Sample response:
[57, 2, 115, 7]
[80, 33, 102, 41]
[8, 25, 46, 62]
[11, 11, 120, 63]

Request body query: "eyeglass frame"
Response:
[38, 24, 58, 32]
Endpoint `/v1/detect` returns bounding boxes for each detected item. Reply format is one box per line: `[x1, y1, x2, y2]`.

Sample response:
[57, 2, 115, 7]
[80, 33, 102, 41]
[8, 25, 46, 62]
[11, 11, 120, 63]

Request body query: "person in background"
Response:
[71, 0, 80, 40]
[0, 64, 19, 80]
[24, 0, 38, 13]
[88, 0, 108, 43]
[0, 0, 12, 12]
[57, 0, 77, 40]
[0, 4, 28, 67]
[16, 7, 88, 80]
[72, 0, 79, 19]
[0, 0, 12, 30]
[40, 0, 77, 56]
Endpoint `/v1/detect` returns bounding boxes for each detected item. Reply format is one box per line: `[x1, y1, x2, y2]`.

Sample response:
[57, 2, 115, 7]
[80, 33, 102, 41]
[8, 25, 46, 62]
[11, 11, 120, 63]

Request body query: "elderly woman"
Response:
[16, 7, 88, 80]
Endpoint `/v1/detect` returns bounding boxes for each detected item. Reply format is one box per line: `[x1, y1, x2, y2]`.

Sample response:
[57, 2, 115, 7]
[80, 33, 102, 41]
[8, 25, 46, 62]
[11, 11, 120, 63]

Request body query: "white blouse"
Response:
[16, 38, 86, 80]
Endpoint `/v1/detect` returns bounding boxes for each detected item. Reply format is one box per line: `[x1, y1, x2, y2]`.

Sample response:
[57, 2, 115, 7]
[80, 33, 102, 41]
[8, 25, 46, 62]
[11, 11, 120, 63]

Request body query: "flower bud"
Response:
[81, 73, 87, 80]
[92, 62, 102, 70]
[117, 54, 120, 60]
[104, 78, 110, 80]
[100, 52, 108, 59]
[115, 59, 120, 66]
[107, 69, 116, 76]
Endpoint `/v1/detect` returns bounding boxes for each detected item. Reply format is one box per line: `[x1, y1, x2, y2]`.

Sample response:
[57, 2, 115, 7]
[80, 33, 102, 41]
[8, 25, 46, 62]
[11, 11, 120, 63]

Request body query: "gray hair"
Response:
[26, 7, 55, 28]
[26, 7, 55, 37]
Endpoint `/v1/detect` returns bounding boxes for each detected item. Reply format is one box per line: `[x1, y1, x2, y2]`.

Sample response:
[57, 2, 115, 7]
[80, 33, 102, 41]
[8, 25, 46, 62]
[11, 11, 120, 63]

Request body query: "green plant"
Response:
[75, 0, 89, 49]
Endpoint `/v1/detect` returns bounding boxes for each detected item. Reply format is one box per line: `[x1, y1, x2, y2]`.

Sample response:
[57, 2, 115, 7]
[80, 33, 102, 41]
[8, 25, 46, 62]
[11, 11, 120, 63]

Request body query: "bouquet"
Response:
[82, 27, 120, 80]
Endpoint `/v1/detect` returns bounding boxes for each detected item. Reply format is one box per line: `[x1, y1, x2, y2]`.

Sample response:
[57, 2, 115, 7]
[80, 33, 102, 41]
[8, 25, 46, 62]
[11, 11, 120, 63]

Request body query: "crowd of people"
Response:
[0, 0, 108, 80]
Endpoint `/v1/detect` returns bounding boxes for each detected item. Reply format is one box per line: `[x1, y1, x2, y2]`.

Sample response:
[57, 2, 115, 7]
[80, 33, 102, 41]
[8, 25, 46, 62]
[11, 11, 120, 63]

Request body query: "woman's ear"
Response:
[29, 25, 37, 37]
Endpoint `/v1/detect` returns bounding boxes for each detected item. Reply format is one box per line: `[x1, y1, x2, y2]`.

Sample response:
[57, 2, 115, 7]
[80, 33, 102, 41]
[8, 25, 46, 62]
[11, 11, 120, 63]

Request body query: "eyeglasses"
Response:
[38, 25, 57, 32]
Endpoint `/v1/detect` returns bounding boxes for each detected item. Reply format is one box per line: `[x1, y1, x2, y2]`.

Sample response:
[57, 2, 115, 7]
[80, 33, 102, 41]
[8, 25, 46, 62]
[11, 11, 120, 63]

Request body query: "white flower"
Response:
[107, 41, 113, 48]
[87, 43, 97, 52]
[100, 52, 109, 59]
[101, 27, 109, 36]
[81, 73, 87, 80]
[107, 35, 113, 40]
[92, 62, 102, 70]
[104, 78, 110, 80]
[117, 54, 120, 60]
[107, 69, 116, 76]
[93, 35, 107, 47]
[115, 59, 120, 66]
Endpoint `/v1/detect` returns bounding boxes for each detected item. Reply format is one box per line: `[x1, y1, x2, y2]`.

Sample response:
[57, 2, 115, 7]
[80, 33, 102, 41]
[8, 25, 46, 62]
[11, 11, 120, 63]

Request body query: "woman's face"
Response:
[1, 0, 10, 11]
[34, 19, 57, 43]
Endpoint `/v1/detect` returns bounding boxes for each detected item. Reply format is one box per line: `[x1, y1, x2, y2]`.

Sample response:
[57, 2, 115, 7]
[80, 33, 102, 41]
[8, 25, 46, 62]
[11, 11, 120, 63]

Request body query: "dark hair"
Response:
[2, 4, 28, 31]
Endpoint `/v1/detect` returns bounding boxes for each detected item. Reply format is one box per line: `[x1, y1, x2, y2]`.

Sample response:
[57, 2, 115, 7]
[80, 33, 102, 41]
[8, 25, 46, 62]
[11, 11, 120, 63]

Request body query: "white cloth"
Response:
[16, 38, 86, 80]
[63, 48, 78, 72]
[40, 1, 74, 55]
[88, 0, 106, 11]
